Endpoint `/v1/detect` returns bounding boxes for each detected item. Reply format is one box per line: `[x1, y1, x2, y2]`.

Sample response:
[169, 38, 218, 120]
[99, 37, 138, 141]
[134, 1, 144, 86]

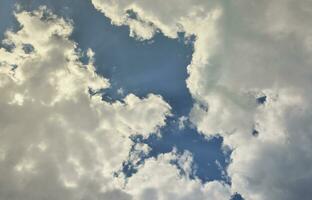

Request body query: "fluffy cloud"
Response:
[91, 0, 312, 199]
[0, 6, 171, 199]
[126, 150, 231, 200]
[0, 6, 233, 200]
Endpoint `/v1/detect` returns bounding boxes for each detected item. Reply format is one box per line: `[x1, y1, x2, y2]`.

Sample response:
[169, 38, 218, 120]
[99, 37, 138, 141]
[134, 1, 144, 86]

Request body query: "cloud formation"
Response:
[91, 0, 312, 199]
[0, 6, 233, 200]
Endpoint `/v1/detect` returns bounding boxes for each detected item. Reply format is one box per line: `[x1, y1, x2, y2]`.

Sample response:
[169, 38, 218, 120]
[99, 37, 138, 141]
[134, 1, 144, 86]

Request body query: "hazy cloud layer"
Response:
[91, 1, 312, 200]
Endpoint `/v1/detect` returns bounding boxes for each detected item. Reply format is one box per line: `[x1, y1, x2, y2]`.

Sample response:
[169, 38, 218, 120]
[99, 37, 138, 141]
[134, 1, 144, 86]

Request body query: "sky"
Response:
[0, 0, 311, 200]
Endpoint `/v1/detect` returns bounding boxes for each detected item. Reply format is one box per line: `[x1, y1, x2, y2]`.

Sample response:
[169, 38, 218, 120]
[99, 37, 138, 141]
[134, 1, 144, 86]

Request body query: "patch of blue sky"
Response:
[128, 121, 231, 183]
[4, 0, 234, 186]
[0, 0, 19, 43]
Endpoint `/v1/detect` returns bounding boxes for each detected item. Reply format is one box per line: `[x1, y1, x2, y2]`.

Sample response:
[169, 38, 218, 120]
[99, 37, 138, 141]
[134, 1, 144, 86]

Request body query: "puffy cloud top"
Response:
[0, 5, 233, 200]
[0, 6, 212, 200]
[91, 1, 312, 199]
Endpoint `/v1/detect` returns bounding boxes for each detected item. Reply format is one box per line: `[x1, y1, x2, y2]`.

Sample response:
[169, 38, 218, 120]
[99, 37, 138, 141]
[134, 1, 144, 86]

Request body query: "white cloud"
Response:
[178, 115, 188, 130]
[91, 0, 312, 199]
[0, 6, 234, 200]
[0, 6, 187, 200]
[90, 0, 220, 40]
[126, 150, 231, 200]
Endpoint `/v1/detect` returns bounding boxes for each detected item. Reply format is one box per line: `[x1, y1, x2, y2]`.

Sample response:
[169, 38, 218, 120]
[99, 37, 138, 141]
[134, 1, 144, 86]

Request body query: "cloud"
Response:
[0, 6, 233, 200]
[126, 150, 231, 200]
[0, 6, 175, 199]
[91, 0, 312, 199]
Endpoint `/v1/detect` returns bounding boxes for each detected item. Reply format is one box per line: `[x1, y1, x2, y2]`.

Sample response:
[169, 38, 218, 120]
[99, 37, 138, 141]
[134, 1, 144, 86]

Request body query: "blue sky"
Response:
[0, 0, 236, 196]
[1, 1, 311, 200]
[0, 0, 232, 184]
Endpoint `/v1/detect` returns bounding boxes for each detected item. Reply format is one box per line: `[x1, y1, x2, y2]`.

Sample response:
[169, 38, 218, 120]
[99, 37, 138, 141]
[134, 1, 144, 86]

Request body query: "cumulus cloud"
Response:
[0, 6, 197, 199]
[91, 0, 312, 199]
[126, 150, 231, 200]
[0, 6, 234, 200]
